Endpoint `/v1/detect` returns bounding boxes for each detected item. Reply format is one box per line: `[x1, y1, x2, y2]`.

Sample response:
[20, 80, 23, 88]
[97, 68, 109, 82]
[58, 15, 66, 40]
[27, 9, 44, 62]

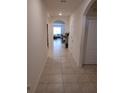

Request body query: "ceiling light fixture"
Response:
[59, 13, 62, 16]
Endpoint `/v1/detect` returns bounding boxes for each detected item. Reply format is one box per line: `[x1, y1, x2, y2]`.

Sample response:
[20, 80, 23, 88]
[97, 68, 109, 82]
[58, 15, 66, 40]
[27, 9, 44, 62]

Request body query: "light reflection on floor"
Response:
[50, 38, 69, 58]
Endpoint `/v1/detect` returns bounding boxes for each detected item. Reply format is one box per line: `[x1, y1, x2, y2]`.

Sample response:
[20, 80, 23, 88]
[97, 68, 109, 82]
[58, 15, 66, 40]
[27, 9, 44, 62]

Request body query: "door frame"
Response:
[79, 0, 97, 67]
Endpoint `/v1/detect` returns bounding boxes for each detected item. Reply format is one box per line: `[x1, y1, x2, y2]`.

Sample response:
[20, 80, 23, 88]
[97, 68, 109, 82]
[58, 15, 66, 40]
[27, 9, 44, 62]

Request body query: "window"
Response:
[53, 27, 61, 35]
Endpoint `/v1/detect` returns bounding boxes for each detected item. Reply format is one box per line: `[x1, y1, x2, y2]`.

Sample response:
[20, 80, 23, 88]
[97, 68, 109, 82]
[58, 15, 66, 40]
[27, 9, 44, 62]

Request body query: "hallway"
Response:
[35, 39, 97, 93]
[2, 0, 124, 93]
[27, 0, 97, 93]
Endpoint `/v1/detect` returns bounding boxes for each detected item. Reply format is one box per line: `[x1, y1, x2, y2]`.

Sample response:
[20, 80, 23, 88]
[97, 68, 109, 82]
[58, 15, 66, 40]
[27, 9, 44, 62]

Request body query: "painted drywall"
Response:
[68, 0, 96, 66]
[84, 2, 97, 64]
[27, 0, 48, 93]
[48, 16, 70, 49]
[85, 18, 97, 64]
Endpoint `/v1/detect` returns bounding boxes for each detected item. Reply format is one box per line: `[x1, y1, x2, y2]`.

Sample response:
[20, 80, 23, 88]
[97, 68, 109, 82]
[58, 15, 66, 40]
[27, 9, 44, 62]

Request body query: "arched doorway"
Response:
[53, 20, 65, 40]
[81, 0, 97, 65]
[52, 20, 66, 54]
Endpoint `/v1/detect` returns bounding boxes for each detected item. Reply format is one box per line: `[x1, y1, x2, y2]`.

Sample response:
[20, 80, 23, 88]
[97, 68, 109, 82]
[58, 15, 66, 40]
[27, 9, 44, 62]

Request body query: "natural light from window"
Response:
[53, 27, 61, 35]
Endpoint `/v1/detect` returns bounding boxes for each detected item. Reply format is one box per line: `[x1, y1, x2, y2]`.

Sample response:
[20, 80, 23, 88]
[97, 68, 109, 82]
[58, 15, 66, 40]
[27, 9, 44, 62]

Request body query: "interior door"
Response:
[85, 19, 97, 64]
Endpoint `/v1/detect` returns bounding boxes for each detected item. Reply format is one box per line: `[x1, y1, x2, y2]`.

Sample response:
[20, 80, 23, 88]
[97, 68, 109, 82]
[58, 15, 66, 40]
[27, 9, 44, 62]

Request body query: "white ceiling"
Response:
[45, 0, 83, 17]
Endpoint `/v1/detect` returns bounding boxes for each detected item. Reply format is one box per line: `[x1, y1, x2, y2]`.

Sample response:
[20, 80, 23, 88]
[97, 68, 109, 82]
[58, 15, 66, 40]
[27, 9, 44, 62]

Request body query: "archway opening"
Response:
[81, 0, 97, 65]
[52, 20, 66, 53]
[53, 20, 65, 40]
[85, 1, 97, 64]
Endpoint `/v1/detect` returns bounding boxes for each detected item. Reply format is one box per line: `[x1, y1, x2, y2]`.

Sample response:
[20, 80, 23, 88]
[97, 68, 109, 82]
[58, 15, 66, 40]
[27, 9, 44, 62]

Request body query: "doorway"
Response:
[83, 1, 97, 65]
[52, 21, 65, 54]
[85, 18, 97, 64]
[53, 20, 65, 41]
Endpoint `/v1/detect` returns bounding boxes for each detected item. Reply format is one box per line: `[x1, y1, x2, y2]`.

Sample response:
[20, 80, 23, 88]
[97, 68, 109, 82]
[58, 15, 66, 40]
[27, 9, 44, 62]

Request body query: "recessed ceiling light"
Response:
[59, 13, 62, 16]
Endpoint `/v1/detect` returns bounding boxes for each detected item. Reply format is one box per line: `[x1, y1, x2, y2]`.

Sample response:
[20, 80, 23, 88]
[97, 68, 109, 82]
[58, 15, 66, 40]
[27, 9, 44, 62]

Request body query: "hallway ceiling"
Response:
[45, 0, 83, 17]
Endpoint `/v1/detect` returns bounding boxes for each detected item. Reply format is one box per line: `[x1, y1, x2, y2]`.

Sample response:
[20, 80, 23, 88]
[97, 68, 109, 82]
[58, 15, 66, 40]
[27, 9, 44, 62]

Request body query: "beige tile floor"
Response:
[35, 39, 97, 93]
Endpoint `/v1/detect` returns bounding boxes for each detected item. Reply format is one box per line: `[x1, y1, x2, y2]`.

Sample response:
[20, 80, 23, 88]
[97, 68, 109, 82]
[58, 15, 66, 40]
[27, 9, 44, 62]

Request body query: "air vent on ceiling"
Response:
[60, 0, 67, 3]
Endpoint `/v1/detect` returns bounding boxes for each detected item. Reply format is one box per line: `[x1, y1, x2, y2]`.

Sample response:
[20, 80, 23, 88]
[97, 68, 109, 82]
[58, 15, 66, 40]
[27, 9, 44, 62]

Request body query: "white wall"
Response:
[84, 2, 97, 64]
[85, 18, 97, 64]
[69, 0, 96, 66]
[27, 0, 48, 93]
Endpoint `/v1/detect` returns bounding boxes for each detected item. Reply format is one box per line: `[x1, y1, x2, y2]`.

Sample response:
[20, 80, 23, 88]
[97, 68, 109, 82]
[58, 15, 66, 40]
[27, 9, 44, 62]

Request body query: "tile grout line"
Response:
[60, 58, 65, 93]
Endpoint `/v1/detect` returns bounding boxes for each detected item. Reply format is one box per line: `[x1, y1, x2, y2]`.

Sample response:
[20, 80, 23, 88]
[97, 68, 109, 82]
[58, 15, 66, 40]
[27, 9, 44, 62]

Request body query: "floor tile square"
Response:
[63, 74, 78, 83]
[46, 83, 64, 93]
[35, 83, 47, 93]
[64, 83, 82, 93]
